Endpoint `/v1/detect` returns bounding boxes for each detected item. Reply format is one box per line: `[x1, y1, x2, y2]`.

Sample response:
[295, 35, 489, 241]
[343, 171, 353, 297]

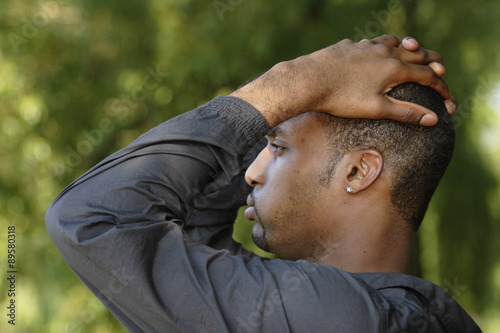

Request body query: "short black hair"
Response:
[318, 82, 455, 230]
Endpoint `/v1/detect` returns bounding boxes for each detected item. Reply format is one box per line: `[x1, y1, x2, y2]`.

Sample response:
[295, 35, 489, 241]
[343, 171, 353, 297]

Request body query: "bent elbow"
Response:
[45, 196, 71, 249]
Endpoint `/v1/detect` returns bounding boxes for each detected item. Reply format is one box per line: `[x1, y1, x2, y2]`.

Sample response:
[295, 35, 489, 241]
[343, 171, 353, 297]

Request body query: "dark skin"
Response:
[233, 35, 453, 274]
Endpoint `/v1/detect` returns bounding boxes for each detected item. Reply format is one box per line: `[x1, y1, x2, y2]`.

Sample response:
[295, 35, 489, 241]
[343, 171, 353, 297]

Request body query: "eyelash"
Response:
[270, 143, 285, 154]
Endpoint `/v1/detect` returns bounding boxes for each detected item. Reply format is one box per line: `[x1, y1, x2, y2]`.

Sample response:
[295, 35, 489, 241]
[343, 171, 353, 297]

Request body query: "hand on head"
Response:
[231, 34, 456, 128]
[400, 36, 457, 113]
[401, 37, 446, 77]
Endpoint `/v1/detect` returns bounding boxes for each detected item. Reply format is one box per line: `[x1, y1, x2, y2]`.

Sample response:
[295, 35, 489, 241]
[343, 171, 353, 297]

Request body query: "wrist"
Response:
[231, 60, 311, 128]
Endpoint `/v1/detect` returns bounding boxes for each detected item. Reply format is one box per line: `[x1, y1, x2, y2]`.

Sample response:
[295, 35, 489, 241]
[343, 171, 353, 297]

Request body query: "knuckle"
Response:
[373, 43, 393, 56]
[372, 34, 398, 44]
[421, 49, 443, 64]
[425, 68, 441, 84]
[380, 34, 398, 42]
[385, 57, 404, 71]
[339, 38, 354, 46]
[273, 60, 295, 75]
[434, 80, 450, 98]
[358, 38, 374, 45]
[400, 108, 415, 124]
[335, 38, 354, 51]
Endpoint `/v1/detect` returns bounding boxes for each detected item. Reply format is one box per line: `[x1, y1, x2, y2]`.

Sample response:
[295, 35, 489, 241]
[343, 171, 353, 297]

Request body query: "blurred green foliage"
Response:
[1, 0, 499, 331]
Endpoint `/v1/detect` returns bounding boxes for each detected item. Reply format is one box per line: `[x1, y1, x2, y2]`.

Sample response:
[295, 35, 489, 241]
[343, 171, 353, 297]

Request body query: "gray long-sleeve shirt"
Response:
[46, 96, 481, 332]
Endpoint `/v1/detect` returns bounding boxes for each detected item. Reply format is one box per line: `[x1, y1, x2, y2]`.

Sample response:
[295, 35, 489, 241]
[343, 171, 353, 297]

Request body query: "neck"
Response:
[314, 206, 415, 274]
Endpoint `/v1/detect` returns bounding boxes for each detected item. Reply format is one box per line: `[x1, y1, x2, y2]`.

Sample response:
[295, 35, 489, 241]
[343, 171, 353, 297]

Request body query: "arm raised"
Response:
[231, 35, 455, 128]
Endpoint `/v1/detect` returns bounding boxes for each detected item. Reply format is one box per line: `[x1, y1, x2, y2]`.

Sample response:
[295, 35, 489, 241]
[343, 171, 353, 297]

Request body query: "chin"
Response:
[252, 223, 271, 252]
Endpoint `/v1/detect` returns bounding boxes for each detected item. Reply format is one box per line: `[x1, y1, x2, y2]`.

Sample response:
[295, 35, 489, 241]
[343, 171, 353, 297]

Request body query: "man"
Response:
[46, 35, 481, 332]
[241, 81, 455, 272]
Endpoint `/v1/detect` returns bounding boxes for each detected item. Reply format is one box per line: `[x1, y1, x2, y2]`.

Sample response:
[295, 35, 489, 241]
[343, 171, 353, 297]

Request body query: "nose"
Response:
[245, 148, 271, 187]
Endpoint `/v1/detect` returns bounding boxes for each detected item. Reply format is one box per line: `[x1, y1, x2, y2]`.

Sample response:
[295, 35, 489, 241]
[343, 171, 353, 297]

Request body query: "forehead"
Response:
[268, 112, 329, 140]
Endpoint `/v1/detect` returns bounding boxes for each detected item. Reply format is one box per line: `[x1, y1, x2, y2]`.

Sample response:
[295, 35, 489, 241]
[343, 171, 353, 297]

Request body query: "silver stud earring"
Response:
[346, 186, 354, 193]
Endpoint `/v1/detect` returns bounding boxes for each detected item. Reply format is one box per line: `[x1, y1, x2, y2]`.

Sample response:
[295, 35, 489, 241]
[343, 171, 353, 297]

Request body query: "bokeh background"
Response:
[1, 0, 499, 331]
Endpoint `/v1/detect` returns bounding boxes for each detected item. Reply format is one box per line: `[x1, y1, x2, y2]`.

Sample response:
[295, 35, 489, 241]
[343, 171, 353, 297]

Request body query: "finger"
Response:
[383, 97, 439, 126]
[429, 61, 446, 77]
[371, 34, 401, 47]
[394, 63, 451, 100]
[402, 36, 419, 51]
[394, 47, 444, 65]
[400, 36, 444, 64]
[391, 63, 457, 115]
[417, 47, 443, 64]
[445, 97, 458, 115]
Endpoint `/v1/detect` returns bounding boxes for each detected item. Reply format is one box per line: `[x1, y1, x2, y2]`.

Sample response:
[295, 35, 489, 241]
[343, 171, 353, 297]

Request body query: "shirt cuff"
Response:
[210, 95, 270, 145]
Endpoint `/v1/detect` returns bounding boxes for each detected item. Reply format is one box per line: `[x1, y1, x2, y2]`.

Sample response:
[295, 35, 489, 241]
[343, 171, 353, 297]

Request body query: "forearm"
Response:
[45, 96, 270, 330]
[230, 60, 312, 128]
[231, 36, 453, 128]
[48, 96, 267, 226]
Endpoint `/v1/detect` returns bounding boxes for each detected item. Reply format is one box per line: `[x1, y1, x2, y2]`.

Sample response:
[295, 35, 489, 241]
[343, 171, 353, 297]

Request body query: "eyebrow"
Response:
[266, 124, 286, 139]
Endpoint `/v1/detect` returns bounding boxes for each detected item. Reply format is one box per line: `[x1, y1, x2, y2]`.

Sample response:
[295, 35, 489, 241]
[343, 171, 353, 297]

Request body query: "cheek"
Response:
[257, 162, 319, 228]
[268, 184, 316, 239]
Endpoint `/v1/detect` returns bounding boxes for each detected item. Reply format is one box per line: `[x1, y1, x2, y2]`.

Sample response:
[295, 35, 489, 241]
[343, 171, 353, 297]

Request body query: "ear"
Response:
[344, 149, 383, 193]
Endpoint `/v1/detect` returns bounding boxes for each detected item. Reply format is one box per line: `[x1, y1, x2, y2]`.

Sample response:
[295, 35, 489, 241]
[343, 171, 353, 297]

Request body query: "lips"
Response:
[244, 206, 256, 220]
[246, 194, 254, 207]
[245, 194, 256, 220]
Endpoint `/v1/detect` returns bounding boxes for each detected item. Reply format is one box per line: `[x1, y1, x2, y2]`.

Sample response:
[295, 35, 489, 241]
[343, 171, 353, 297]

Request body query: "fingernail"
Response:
[429, 62, 446, 77]
[403, 36, 417, 44]
[419, 114, 437, 126]
[445, 100, 457, 114]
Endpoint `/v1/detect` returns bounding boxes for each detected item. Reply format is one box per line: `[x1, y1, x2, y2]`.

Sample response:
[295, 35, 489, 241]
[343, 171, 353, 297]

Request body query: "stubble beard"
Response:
[251, 204, 271, 252]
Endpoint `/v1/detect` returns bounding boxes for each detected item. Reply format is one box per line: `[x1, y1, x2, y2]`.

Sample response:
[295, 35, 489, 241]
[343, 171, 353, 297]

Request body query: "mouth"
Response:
[245, 194, 256, 221]
[244, 206, 255, 220]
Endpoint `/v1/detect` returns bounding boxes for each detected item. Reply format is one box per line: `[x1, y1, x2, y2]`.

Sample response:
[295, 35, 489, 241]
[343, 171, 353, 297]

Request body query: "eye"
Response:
[270, 143, 285, 155]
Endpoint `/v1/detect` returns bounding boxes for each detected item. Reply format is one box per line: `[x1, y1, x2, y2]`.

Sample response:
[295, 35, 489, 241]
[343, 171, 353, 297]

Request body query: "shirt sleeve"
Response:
[45, 96, 382, 332]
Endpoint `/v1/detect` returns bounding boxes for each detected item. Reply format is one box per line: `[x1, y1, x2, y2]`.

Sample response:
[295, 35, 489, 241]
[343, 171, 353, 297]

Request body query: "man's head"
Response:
[245, 83, 455, 263]
[319, 82, 455, 230]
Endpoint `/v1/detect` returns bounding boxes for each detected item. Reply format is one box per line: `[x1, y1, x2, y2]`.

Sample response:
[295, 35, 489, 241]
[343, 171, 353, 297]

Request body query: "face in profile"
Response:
[244, 113, 345, 261]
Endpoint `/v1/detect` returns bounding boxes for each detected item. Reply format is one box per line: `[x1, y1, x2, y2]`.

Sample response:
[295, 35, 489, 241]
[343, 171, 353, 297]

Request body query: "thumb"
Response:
[384, 97, 438, 126]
